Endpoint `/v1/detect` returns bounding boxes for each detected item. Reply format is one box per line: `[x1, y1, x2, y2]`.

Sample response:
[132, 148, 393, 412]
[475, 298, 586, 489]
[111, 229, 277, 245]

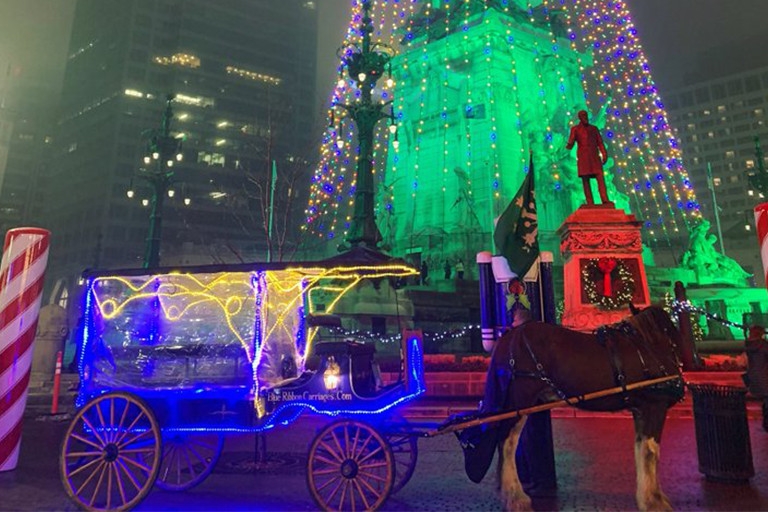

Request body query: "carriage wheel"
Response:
[383, 418, 418, 494]
[60, 392, 161, 511]
[307, 420, 394, 511]
[154, 433, 223, 491]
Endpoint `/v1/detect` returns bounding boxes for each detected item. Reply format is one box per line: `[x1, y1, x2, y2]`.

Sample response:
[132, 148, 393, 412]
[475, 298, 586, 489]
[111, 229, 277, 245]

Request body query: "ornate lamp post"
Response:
[333, 0, 396, 250]
[133, 94, 184, 268]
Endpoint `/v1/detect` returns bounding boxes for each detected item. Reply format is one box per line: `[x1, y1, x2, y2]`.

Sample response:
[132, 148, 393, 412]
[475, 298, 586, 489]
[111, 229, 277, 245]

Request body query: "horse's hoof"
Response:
[503, 496, 533, 512]
[638, 493, 673, 512]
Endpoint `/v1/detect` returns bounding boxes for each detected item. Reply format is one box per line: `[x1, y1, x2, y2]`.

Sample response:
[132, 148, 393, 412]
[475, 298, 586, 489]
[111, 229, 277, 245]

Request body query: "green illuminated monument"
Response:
[380, 1, 630, 269]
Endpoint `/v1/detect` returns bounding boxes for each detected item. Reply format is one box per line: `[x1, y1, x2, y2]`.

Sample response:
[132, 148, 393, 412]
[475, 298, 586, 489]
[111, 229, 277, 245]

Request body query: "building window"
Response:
[713, 177, 721, 186]
[197, 151, 225, 166]
[153, 53, 200, 68]
[755, 108, 764, 116]
[725, 150, 735, 158]
[747, 160, 755, 169]
[717, 105, 726, 113]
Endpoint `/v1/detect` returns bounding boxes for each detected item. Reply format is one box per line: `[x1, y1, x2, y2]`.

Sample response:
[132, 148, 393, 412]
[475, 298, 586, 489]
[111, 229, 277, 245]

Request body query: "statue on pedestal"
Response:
[680, 220, 751, 285]
[566, 110, 611, 206]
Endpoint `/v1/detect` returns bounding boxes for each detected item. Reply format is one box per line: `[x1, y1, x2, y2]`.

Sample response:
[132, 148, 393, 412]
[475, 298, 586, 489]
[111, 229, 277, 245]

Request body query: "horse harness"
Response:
[507, 319, 682, 403]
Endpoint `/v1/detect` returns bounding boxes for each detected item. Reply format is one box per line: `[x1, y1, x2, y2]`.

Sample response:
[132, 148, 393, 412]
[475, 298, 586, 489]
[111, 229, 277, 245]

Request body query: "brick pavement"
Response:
[1, 409, 766, 511]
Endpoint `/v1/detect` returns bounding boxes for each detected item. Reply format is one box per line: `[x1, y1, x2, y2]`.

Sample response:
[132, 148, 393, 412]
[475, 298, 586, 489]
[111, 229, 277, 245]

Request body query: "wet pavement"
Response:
[1, 406, 767, 511]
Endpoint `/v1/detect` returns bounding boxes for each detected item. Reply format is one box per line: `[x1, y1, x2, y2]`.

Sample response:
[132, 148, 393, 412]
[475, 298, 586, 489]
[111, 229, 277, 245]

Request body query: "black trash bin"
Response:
[689, 384, 754, 482]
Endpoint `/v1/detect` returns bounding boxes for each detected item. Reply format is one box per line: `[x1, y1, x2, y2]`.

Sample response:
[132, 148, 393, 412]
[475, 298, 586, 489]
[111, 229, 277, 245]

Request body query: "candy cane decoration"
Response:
[755, 203, 768, 291]
[0, 228, 50, 472]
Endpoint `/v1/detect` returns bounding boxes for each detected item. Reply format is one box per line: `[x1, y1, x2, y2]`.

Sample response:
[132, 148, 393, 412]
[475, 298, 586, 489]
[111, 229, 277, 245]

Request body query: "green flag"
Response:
[493, 154, 539, 277]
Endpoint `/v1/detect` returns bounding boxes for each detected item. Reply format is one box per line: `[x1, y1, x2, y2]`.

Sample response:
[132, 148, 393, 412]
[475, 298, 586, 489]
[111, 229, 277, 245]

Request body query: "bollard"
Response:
[539, 252, 557, 324]
[0, 228, 51, 472]
[51, 351, 63, 415]
[476, 252, 497, 352]
[491, 256, 517, 340]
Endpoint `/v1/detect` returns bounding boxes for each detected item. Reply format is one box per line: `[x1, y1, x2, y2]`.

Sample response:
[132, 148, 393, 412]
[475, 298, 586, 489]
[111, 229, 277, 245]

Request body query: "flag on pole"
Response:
[493, 153, 539, 277]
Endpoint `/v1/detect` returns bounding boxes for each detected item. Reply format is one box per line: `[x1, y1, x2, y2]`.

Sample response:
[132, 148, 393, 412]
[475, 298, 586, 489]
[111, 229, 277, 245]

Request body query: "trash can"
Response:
[689, 384, 754, 482]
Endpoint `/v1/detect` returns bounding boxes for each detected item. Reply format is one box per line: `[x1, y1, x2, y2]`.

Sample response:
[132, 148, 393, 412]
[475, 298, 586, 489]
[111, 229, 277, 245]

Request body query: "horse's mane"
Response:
[625, 305, 678, 348]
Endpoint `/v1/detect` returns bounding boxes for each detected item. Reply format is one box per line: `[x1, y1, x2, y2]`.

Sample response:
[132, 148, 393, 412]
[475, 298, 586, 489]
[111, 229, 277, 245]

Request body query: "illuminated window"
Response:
[175, 94, 215, 108]
[225, 66, 282, 86]
[124, 89, 144, 98]
[717, 105, 726, 113]
[755, 109, 764, 116]
[303, 1, 316, 8]
[153, 53, 200, 68]
[686, 123, 696, 130]
[746, 160, 755, 169]
[725, 150, 735, 158]
[197, 151, 225, 166]
[713, 177, 721, 186]
[702, 109, 711, 116]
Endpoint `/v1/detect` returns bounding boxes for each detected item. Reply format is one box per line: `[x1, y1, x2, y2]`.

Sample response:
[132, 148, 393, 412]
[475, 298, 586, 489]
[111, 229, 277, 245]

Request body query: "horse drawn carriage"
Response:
[59, 246, 688, 512]
[59, 249, 425, 511]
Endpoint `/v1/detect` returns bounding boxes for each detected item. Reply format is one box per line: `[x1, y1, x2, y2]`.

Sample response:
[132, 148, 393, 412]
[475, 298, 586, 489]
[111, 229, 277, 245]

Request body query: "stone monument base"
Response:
[558, 205, 650, 332]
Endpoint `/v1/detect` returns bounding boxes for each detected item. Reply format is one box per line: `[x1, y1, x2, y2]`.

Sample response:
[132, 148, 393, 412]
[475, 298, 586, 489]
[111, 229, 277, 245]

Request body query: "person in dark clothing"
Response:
[444, 259, 451, 280]
[420, 261, 429, 285]
[744, 324, 768, 431]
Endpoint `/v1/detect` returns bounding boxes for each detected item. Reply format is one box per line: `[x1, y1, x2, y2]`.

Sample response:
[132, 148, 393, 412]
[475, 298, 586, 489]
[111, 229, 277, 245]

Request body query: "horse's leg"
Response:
[499, 416, 531, 512]
[632, 403, 673, 511]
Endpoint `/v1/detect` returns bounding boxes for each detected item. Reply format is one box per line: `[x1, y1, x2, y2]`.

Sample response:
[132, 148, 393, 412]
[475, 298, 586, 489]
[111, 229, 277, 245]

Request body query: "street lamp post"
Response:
[137, 94, 183, 268]
[334, 0, 395, 250]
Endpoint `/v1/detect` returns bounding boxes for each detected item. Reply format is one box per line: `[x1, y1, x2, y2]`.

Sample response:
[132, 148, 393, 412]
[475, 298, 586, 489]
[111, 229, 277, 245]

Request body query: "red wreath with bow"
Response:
[597, 257, 617, 297]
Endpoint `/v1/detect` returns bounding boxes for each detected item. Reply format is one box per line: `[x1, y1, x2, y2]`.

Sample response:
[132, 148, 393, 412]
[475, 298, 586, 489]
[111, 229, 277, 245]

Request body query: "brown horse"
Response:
[481, 305, 685, 511]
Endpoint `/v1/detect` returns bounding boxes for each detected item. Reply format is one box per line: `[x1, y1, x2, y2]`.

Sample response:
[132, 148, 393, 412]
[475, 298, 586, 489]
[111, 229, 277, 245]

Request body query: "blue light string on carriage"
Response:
[75, 279, 96, 408]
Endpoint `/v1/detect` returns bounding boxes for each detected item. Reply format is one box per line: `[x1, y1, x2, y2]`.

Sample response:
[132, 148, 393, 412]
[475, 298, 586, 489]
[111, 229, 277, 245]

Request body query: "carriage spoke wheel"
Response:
[383, 418, 418, 494]
[60, 392, 161, 511]
[154, 433, 223, 491]
[307, 420, 394, 511]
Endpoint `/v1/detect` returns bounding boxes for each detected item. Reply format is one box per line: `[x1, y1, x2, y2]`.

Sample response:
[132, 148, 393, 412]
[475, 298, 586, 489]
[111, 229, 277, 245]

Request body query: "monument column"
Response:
[558, 206, 650, 331]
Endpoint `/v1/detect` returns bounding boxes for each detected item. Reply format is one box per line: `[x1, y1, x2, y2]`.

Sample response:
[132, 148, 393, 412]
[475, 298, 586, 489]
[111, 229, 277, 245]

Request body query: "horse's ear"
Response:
[628, 302, 640, 315]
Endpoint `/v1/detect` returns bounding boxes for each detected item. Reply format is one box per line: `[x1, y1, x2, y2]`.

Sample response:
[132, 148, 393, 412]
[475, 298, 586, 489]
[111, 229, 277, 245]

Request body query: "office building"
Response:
[664, 65, 768, 280]
[45, 0, 318, 298]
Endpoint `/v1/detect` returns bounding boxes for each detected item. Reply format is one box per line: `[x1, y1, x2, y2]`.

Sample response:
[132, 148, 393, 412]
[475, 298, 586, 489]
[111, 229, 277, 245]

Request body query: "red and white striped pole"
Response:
[755, 203, 768, 290]
[0, 228, 50, 472]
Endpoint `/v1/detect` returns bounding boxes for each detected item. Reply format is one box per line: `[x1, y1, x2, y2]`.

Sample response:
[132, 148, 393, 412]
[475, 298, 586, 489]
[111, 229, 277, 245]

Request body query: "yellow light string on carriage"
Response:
[92, 273, 257, 360]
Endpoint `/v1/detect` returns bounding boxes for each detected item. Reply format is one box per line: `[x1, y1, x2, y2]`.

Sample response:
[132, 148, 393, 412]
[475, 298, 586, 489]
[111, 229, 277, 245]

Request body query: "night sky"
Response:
[0, 1, 765, 108]
[316, 0, 768, 99]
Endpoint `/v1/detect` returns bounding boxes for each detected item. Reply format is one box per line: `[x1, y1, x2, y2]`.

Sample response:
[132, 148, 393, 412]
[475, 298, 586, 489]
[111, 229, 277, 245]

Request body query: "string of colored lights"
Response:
[304, 0, 419, 242]
[671, 299, 748, 332]
[326, 323, 481, 345]
[555, 0, 700, 245]
[305, 0, 701, 251]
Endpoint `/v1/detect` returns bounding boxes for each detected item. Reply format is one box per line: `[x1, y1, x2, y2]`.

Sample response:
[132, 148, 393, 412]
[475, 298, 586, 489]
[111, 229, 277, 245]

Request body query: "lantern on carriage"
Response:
[323, 356, 341, 391]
